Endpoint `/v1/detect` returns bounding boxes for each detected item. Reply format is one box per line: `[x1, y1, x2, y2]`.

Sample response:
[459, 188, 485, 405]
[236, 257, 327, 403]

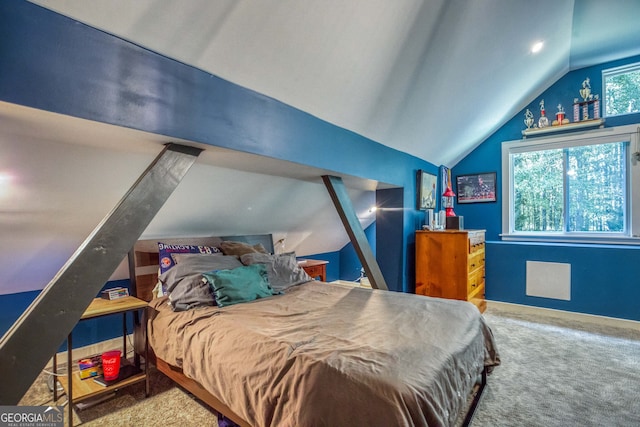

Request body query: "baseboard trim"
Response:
[487, 300, 640, 332]
[330, 280, 372, 289]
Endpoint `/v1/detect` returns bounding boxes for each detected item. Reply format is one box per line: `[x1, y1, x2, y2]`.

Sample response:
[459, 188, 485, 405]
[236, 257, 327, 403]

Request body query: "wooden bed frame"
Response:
[128, 234, 486, 427]
[129, 234, 272, 427]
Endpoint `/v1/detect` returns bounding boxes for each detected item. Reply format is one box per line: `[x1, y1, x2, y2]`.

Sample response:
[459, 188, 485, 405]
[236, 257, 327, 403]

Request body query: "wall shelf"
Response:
[522, 118, 605, 138]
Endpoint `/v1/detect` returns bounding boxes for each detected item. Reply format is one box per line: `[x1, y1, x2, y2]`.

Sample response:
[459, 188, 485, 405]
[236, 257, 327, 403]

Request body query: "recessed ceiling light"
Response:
[531, 41, 544, 54]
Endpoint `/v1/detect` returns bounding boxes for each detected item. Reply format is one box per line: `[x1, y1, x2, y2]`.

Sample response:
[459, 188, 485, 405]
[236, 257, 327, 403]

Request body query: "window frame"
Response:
[602, 62, 640, 118]
[501, 123, 640, 245]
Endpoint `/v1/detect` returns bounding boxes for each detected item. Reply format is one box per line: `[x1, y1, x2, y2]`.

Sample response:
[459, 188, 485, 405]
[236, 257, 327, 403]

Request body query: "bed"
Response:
[129, 235, 500, 427]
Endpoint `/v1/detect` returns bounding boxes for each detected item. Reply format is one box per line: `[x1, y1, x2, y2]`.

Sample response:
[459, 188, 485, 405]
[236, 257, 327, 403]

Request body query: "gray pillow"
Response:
[219, 240, 268, 257]
[171, 253, 243, 273]
[167, 273, 214, 311]
[160, 255, 243, 311]
[240, 252, 312, 292]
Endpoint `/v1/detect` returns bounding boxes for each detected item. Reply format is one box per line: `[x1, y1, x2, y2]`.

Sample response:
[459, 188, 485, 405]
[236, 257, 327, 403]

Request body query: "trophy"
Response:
[573, 77, 600, 121]
[524, 109, 534, 129]
[538, 100, 549, 128]
[579, 77, 591, 101]
[553, 104, 569, 126]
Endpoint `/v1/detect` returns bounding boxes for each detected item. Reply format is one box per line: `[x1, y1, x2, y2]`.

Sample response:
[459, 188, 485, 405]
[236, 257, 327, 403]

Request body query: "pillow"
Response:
[219, 240, 268, 257]
[172, 252, 242, 273]
[158, 242, 222, 273]
[240, 252, 312, 292]
[167, 273, 215, 312]
[158, 255, 243, 298]
[202, 264, 277, 308]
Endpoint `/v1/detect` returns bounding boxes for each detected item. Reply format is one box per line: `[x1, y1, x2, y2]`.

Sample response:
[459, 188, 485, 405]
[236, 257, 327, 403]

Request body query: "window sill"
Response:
[500, 233, 640, 246]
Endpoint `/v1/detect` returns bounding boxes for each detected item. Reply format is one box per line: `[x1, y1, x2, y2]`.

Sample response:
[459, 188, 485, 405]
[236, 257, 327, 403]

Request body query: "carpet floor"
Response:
[19, 303, 640, 426]
[474, 304, 640, 427]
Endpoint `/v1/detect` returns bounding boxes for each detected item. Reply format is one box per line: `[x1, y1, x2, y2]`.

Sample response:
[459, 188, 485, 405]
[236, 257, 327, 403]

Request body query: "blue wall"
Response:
[453, 55, 640, 321]
[376, 188, 407, 292]
[0, 2, 435, 346]
[488, 242, 640, 320]
[0, 280, 133, 351]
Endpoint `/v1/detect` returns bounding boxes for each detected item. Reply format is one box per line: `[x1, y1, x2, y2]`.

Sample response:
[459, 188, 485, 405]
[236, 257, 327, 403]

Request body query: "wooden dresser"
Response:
[415, 229, 486, 313]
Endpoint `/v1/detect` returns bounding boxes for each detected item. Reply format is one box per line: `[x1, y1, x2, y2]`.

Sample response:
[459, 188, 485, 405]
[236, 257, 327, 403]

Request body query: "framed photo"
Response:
[417, 170, 437, 210]
[456, 172, 497, 204]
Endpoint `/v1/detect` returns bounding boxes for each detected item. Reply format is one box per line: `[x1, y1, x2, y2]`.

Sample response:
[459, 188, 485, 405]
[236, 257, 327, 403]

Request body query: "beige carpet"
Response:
[19, 367, 217, 426]
[19, 303, 640, 426]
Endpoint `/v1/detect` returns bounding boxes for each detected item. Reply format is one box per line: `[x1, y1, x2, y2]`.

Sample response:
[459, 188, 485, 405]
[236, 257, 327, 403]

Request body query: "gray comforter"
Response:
[148, 282, 500, 427]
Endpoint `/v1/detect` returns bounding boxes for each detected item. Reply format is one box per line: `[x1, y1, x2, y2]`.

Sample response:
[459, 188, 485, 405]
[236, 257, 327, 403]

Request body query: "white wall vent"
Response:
[526, 261, 571, 300]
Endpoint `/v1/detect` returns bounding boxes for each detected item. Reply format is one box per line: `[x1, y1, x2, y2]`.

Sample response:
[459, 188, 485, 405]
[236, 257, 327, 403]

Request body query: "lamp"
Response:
[442, 185, 456, 217]
[274, 238, 286, 254]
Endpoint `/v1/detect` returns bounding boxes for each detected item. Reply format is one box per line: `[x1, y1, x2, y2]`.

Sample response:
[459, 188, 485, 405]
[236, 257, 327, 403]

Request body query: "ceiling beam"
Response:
[323, 175, 388, 291]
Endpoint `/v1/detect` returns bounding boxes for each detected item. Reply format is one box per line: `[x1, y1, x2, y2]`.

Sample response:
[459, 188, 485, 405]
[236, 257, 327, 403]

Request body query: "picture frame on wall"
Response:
[417, 170, 437, 210]
[456, 172, 497, 204]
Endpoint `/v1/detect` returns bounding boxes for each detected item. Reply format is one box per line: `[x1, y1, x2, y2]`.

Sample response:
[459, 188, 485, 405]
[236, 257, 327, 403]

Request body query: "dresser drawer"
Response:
[467, 249, 485, 273]
[467, 270, 485, 296]
[299, 260, 328, 281]
[467, 230, 485, 250]
[304, 265, 323, 278]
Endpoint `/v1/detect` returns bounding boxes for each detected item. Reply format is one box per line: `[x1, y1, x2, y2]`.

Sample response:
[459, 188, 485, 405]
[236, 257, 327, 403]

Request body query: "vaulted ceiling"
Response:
[27, 0, 640, 166]
[3, 1, 640, 293]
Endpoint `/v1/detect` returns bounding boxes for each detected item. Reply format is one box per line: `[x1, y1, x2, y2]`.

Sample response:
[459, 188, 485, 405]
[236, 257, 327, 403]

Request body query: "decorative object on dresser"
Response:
[415, 230, 486, 313]
[445, 216, 464, 230]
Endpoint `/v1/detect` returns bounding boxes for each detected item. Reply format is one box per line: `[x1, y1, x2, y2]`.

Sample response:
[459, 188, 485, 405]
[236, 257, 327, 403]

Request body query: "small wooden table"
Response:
[53, 296, 149, 425]
[299, 259, 328, 281]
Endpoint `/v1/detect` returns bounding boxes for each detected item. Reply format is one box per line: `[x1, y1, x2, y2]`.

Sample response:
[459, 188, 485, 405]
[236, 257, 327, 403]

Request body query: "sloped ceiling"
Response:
[27, 0, 640, 166]
[3, 1, 640, 294]
[0, 101, 377, 293]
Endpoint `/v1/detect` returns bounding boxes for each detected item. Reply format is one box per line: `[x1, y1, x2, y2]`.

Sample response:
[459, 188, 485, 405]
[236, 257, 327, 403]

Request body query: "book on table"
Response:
[93, 364, 141, 387]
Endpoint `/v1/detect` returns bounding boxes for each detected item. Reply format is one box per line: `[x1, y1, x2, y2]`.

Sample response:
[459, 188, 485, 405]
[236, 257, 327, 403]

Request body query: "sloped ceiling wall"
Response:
[0, 102, 376, 294]
[4, 0, 640, 296]
[26, 0, 640, 166]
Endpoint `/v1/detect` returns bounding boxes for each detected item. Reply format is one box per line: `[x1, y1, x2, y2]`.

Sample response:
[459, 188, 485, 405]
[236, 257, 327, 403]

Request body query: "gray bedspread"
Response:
[148, 282, 500, 427]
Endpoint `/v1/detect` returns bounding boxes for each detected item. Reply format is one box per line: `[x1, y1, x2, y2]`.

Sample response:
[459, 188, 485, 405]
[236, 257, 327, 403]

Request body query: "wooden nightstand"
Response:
[52, 296, 149, 424]
[299, 259, 328, 281]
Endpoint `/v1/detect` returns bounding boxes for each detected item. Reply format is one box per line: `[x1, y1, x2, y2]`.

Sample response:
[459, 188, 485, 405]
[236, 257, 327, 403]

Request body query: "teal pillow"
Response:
[202, 264, 276, 308]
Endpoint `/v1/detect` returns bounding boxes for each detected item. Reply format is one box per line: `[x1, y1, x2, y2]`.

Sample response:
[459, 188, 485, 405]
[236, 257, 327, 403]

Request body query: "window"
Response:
[502, 124, 640, 244]
[603, 62, 640, 117]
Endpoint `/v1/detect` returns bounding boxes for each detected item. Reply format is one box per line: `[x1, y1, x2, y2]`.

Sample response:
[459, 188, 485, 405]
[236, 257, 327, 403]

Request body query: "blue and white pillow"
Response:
[158, 242, 221, 274]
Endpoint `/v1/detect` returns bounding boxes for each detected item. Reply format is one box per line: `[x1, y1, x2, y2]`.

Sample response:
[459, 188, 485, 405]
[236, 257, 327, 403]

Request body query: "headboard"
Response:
[127, 234, 274, 301]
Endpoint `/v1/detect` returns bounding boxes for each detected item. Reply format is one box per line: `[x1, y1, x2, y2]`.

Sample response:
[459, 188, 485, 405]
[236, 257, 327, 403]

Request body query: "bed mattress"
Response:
[148, 282, 499, 427]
